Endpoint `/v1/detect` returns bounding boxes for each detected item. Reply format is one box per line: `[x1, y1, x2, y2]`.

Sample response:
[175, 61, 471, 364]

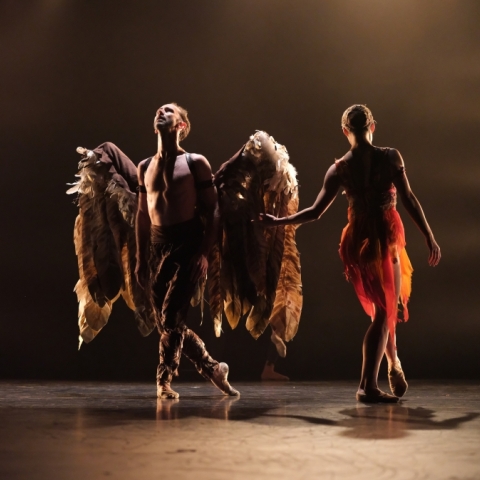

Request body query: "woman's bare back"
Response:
[336, 146, 402, 212]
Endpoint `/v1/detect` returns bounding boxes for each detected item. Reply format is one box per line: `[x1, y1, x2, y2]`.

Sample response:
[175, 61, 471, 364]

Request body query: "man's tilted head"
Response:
[154, 103, 191, 141]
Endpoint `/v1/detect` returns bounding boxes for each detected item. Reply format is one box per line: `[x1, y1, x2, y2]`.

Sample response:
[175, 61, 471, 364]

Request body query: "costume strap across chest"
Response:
[136, 156, 153, 193]
[185, 153, 215, 190]
[136, 154, 214, 194]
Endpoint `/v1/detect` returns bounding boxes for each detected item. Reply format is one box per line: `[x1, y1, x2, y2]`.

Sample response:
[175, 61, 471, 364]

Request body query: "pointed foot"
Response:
[261, 364, 289, 381]
[211, 362, 240, 396]
[157, 384, 180, 399]
[388, 360, 408, 397]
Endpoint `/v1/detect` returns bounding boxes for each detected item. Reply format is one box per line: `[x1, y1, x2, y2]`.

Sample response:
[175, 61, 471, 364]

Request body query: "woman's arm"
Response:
[391, 149, 441, 266]
[260, 163, 341, 226]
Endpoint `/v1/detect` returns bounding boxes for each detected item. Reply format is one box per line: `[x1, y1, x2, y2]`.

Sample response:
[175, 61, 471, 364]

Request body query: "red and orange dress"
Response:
[335, 147, 413, 337]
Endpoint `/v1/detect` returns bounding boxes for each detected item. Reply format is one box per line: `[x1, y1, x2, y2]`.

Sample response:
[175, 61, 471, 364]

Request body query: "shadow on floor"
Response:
[263, 405, 479, 439]
[103, 397, 479, 442]
[2, 382, 478, 441]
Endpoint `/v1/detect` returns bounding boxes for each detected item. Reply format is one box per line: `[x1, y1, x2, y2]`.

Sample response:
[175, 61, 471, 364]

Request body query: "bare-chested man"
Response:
[135, 103, 239, 399]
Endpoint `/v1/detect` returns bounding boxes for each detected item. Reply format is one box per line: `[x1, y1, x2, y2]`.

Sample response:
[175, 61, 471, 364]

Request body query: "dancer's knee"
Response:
[161, 322, 186, 337]
[163, 306, 188, 333]
[372, 306, 388, 327]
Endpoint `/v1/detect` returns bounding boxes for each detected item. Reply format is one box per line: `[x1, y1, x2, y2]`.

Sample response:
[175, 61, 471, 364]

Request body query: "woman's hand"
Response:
[426, 236, 441, 266]
[257, 213, 281, 227]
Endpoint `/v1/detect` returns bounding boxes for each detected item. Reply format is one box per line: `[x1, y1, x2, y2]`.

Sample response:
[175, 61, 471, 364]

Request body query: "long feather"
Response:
[92, 194, 124, 301]
[207, 242, 223, 336]
[78, 194, 106, 307]
[213, 131, 302, 341]
[74, 279, 111, 347]
[120, 243, 135, 310]
[69, 151, 156, 344]
[264, 193, 288, 320]
[245, 295, 268, 339]
[269, 195, 303, 341]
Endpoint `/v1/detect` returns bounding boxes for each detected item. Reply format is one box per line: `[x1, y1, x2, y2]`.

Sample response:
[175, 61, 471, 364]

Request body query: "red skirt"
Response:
[339, 207, 413, 337]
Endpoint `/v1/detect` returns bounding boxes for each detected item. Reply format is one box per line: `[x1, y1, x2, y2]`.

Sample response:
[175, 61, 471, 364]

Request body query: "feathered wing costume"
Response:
[67, 150, 155, 348]
[68, 132, 302, 349]
[208, 131, 302, 343]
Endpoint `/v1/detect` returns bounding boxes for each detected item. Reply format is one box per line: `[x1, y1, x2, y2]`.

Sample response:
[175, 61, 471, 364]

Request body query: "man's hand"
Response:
[190, 253, 208, 283]
[426, 236, 441, 267]
[135, 261, 148, 290]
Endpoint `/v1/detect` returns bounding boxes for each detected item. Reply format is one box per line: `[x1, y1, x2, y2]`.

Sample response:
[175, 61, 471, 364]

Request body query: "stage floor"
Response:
[0, 380, 479, 480]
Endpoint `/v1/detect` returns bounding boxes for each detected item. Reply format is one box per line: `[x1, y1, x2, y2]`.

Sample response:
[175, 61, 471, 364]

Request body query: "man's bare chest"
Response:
[145, 156, 193, 193]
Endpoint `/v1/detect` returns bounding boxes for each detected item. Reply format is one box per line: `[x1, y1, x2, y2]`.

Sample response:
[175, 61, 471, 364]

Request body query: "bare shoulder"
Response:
[188, 153, 210, 166]
[386, 147, 405, 169]
[324, 163, 341, 190]
[326, 162, 339, 178]
[331, 153, 348, 175]
[188, 153, 213, 176]
[137, 157, 153, 182]
[137, 158, 151, 173]
[338, 151, 352, 162]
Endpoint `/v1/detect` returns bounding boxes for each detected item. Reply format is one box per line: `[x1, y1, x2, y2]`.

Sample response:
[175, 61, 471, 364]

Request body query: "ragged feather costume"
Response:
[209, 131, 302, 341]
[67, 151, 155, 348]
[68, 132, 302, 348]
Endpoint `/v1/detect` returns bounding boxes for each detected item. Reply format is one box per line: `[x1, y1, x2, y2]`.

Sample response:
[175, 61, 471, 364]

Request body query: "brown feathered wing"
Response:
[67, 153, 155, 348]
[210, 132, 303, 345]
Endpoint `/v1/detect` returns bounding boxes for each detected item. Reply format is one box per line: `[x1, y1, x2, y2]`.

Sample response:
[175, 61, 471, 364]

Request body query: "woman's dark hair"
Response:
[341, 104, 375, 133]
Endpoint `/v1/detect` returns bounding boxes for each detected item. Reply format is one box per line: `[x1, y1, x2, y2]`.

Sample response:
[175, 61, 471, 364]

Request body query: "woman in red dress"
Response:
[260, 105, 441, 402]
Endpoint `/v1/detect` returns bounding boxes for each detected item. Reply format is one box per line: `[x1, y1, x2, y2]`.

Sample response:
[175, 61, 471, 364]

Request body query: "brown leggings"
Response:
[157, 327, 218, 386]
[149, 219, 218, 386]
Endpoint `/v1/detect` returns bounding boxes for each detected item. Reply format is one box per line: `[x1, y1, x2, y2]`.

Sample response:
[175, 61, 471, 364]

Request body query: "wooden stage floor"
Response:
[0, 380, 479, 479]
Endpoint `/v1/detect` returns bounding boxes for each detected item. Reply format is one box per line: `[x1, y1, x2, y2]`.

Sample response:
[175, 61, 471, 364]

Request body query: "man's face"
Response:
[154, 104, 183, 133]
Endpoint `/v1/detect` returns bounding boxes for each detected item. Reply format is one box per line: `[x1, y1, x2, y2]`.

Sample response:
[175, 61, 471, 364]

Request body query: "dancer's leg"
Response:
[357, 302, 398, 403]
[151, 231, 199, 399]
[385, 256, 408, 396]
[157, 329, 183, 399]
[182, 328, 218, 378]
[357, 253, 405, 402]
[182, 329, 239, 396]
[385, 256, 401, 365]
[148, 242, 188, 399]
[261, 328, 289, 381]
[358, 304, 389, 393]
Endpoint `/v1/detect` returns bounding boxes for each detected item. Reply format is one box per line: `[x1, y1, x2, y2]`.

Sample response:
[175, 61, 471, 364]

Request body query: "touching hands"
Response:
[257, 213, 280, 227]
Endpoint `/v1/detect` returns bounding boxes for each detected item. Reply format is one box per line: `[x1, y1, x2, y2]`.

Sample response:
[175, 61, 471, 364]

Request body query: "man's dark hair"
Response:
[341, 104, 375, 133]
[172, 102, 191, 141]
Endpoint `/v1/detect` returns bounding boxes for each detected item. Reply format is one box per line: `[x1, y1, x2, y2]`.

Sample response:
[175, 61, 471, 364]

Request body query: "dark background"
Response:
[1, 0, 479, 382]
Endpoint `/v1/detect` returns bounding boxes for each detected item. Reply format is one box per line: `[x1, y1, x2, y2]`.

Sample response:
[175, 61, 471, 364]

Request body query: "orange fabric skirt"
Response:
[339, 207, 413, 337]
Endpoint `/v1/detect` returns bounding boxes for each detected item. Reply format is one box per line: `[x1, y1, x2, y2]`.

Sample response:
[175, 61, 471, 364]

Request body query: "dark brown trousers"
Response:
[148, 219, 218, 386]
